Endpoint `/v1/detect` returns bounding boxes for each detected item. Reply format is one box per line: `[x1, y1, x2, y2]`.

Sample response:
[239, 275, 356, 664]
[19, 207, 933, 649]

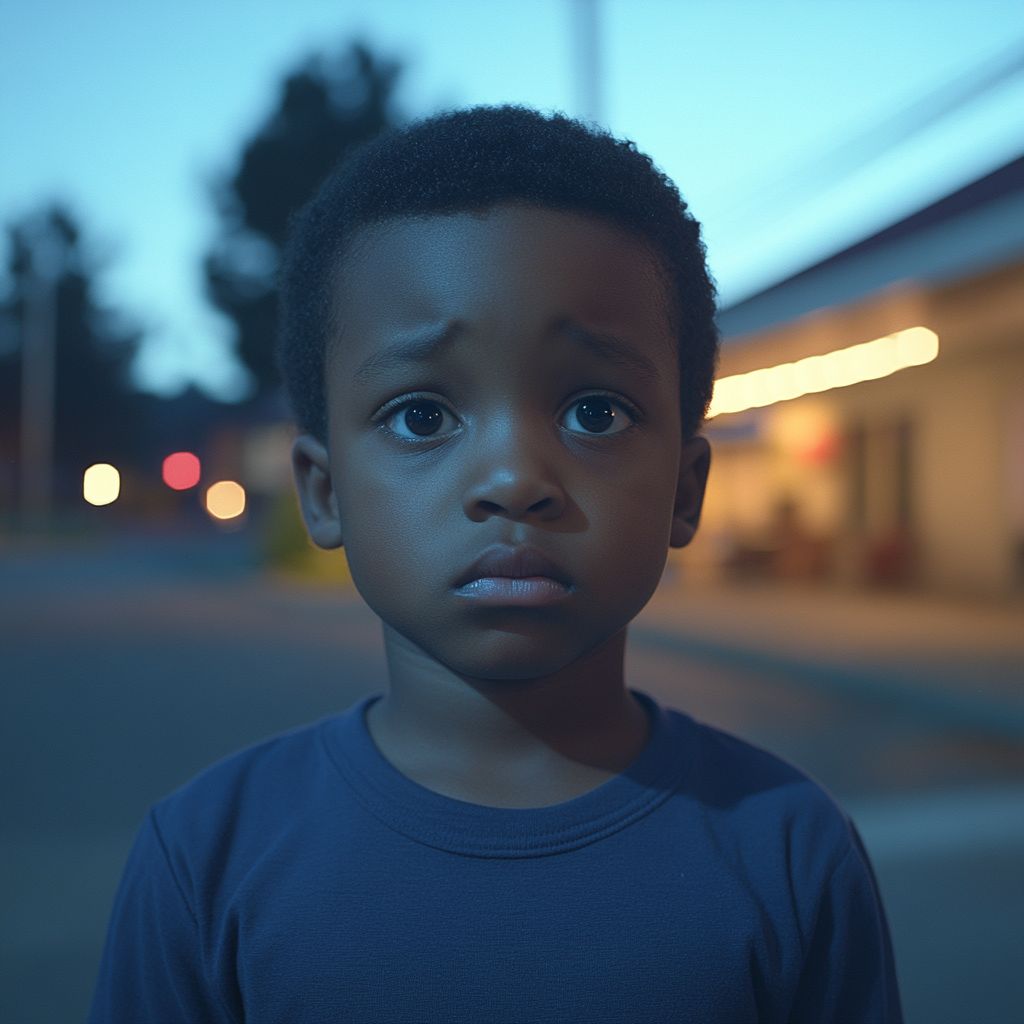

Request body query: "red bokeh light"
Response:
[162, 451, 201, 490]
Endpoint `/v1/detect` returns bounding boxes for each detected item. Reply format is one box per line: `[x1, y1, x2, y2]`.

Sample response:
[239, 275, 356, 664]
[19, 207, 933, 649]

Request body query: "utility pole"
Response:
[19, 251, 59, 529]
[571, 0, 602, 124]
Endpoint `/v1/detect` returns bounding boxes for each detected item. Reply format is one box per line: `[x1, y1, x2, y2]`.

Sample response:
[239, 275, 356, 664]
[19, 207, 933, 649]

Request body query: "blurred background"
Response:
[1, 2, 1022, 1021]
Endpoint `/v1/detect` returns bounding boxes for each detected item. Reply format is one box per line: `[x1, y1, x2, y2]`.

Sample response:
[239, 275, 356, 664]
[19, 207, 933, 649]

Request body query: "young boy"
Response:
[91, 107, 901, 1023]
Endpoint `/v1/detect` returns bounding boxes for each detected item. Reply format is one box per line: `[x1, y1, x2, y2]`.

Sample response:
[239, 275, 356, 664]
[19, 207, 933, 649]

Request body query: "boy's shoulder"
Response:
[148, 705, 355, 859]
[681, 707, 839, 815]
[670, 706, 863, 876]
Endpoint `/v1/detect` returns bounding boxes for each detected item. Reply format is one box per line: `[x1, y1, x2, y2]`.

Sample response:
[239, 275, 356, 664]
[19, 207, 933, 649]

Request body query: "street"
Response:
[2, 538, 1022, 1024]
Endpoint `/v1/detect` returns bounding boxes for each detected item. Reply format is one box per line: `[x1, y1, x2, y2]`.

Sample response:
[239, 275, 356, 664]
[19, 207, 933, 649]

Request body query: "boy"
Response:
[91, 107, 901, 1022]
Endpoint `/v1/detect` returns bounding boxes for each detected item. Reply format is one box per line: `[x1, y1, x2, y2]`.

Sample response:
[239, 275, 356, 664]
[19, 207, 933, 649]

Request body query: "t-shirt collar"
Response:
[320, 691, 695, 858]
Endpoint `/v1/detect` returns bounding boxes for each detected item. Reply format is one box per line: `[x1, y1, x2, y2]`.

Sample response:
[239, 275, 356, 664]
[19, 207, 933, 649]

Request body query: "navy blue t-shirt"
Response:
[90, 694, 902, 1023]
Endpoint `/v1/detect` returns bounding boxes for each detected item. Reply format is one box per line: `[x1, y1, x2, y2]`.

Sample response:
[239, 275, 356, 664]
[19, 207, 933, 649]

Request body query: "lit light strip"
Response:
[707, 326, 939, 419]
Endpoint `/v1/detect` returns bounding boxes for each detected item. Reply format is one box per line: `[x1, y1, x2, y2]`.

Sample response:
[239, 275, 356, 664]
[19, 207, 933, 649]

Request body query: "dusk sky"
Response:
[2, 0, 1022, 399]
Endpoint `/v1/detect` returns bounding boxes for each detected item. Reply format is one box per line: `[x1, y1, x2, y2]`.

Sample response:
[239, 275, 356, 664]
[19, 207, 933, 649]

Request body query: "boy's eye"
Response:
[386, 401, 457, 438]
[562, 396, 632, 435]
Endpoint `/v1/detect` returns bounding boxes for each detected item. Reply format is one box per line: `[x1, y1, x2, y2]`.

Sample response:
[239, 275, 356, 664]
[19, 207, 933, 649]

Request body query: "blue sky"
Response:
[1, 0, 1022, 399]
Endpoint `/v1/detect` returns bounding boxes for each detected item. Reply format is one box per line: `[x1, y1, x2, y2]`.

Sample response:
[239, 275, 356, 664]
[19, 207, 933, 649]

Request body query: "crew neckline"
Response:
[319, 691, 695, 858]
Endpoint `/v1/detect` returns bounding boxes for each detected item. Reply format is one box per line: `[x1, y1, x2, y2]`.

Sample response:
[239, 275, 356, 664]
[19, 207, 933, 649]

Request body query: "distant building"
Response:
[684, 157, 1024, 597]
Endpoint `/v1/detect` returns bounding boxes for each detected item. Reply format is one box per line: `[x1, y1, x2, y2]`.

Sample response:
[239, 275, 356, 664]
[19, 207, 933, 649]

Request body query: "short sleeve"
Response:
[88, 811, 233, 1024]
[787, 829, 903, 1024]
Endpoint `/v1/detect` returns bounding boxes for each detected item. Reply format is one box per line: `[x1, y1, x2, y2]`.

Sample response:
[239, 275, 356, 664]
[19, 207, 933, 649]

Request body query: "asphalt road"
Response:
[2, 539, 1022, 1024]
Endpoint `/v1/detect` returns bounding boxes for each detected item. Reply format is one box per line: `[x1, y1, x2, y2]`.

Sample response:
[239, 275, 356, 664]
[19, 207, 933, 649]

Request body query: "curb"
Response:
[629, 625, 1024, 743]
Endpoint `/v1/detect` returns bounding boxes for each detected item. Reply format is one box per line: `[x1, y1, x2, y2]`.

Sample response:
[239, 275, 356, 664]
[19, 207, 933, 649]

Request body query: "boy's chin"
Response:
[400, 621, 617, 683]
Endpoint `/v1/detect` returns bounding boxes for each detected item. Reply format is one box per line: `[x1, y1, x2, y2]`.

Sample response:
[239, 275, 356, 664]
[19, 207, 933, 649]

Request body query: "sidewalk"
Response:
[633, 582, 1024, 740]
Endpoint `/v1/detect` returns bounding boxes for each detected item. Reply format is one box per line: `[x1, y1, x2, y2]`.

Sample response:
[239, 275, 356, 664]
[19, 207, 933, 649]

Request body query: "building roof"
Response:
[717, 155, 1024, 342]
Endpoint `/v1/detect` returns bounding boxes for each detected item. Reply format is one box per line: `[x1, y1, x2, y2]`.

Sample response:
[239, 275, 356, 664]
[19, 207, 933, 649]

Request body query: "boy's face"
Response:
[295, 205, 709, 681]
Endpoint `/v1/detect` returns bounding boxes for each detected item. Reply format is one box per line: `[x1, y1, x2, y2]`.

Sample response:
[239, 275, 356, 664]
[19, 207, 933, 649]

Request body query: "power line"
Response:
[717, 39, 1024, 230]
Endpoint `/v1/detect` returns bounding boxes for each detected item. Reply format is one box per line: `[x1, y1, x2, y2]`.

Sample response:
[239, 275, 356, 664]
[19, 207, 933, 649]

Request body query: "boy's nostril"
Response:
[472, 495, 556, 520]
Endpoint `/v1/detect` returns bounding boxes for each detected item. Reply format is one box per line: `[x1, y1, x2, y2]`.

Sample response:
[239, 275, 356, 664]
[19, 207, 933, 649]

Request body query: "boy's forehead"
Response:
[333, 206, 676, 362]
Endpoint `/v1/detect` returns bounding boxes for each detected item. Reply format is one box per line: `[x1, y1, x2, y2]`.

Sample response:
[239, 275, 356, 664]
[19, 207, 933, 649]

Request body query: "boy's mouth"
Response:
[453, 545, 572, 606]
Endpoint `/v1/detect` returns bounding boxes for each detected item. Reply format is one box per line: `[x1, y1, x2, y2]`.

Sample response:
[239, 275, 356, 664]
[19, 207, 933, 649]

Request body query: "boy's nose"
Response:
[462, 464, 566, 524]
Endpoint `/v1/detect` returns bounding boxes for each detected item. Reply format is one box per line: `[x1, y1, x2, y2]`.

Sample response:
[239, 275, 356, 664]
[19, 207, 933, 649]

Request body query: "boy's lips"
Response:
[453, 545, 572, 606]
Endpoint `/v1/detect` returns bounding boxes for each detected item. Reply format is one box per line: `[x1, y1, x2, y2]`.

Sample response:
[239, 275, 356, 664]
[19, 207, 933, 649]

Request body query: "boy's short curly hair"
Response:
[279, 105, 718, 441]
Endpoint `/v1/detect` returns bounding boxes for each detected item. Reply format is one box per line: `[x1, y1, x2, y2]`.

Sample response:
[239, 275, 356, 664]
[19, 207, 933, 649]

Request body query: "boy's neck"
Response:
[365, 626, 650, 808]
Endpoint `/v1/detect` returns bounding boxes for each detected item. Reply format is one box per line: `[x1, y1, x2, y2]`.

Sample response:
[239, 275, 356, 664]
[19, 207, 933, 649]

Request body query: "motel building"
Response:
[679, 156, 1024, 599]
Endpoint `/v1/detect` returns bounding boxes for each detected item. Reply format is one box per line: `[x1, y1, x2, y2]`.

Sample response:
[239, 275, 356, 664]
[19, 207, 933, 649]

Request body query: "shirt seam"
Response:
[149, 809, 241, 1024]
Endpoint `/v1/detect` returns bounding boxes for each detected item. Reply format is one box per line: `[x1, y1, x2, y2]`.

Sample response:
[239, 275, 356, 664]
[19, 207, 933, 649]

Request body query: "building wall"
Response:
[685, 260, 1024, 597]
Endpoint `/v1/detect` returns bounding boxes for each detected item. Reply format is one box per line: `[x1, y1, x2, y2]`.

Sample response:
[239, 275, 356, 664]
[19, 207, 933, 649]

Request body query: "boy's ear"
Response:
[670, 435, 711, 549]
[292, 434, 344, 549]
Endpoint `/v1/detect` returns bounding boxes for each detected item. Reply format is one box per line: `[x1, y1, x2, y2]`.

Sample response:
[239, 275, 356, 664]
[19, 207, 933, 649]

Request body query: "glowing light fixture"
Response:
[205, 480, 246, 520]
[83, 463, 120, 506]
[162, 451, 201, 490]
[707, 326, 939, 419]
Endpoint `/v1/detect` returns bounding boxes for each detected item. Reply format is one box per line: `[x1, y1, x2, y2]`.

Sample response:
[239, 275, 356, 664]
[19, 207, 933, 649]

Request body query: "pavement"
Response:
[635, 578, 1024, 739]
[1, 537, 1022, 1024]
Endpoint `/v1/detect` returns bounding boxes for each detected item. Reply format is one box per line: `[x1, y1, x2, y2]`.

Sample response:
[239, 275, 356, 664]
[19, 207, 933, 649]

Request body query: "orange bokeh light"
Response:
[163, 451, 201, 490]
[205, 480, 246, 520]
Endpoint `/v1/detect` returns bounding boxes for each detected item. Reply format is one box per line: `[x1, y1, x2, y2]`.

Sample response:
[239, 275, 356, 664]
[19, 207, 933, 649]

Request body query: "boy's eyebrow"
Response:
[352, 323, 465, 382]
[560, 322, 662, 383]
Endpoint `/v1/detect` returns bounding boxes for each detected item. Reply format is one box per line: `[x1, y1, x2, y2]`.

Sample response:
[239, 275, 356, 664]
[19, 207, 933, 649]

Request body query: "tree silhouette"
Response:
[206, 44, 400, 398]
[0, 206, 147, 508]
